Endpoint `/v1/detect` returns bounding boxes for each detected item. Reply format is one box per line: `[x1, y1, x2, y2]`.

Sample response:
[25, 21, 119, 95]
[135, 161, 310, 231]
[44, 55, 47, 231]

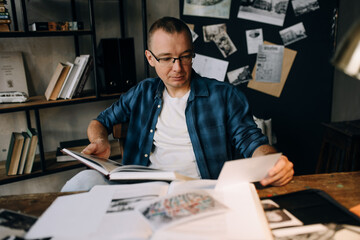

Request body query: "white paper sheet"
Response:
[192, 53, 229, 82]
[215, 153, 282, 190]
[25, 191, 113, 239]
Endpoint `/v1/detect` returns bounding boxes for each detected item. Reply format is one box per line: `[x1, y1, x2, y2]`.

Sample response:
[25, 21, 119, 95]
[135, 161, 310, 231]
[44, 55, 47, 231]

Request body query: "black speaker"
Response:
[98, 38, 136, 93]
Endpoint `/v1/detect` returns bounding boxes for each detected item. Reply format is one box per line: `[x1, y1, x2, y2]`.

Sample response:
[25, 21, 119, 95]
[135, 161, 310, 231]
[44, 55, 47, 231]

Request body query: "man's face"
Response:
[145, 29, 193, 93]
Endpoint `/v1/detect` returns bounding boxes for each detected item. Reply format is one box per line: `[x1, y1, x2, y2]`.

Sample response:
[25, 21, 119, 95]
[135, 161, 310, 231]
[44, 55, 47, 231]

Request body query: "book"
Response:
[6, 132, 25, 176]
[29, 22, 48, 31]
[72, 56, 93, 98]
[44, 62, 68, 100]
[0, 19, 10, 24]
[61, 149, 195, 181]
[49, 62, 72, 100]
[0, 209, 38, 240]
[17, 132, 31, 174]
[24, 128, 38, 174]
[0, 23, 9, 32]
[66, 55, 89, 99]
[0, 52, 28, 95]
[26, 179, 272, 239]
[57, 61, 74, 99]
[56, 139, 120, 162]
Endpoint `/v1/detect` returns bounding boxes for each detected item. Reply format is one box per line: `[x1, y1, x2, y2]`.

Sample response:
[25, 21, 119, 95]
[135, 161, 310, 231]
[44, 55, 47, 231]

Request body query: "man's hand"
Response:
[82, 120, 111, 159]
[260, 155, 294, 187]
[252, 145, 294, 187]
[81, 138, 111, 159]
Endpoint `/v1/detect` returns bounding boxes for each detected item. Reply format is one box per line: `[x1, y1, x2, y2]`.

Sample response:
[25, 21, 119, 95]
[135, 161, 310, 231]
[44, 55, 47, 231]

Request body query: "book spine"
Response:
[29, 22, 49, 31]
[5, 132, 15, 175]
[0, 19, 10, 23]
[73, 57, 93, 98]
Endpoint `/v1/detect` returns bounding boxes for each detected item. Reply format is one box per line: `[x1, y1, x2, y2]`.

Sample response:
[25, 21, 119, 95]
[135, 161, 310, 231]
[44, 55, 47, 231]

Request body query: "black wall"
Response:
[180, 0, 338, 175]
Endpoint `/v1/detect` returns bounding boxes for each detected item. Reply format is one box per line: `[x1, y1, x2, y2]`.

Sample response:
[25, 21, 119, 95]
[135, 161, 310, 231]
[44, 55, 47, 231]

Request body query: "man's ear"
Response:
[145, 50, 155, 67]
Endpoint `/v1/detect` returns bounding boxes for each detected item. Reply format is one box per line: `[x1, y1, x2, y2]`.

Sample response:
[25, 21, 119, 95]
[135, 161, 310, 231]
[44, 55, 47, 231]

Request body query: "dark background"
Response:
[180, 0, 338, 175]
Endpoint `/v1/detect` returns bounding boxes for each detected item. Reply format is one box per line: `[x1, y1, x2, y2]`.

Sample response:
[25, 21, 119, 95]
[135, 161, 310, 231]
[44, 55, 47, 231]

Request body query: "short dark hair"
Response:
[148, 16, 193, 49]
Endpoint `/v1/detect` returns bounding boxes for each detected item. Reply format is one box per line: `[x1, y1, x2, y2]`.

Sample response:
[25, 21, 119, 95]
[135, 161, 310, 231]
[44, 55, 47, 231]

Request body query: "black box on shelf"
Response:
[97, 38, 137, 94]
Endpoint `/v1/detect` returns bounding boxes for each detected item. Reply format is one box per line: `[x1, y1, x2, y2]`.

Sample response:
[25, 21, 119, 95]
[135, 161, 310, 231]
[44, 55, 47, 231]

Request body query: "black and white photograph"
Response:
[183, 0, 232, 19]
[237, 0, 289, 26]
[261, 199, 280, 210]
[255, 44, 284, 83]
[213, 31, 237, 58]
[0, 209, 38, 239]
[260, 199, 303, 229]
[279, 22, 307, 46]
[291, 0, 320, 17]
[202, 23, 227, 42]
[107, 195, 158, 213]
[272, 223, 360, 240]
[246, 28, 263, 54]
[227, 65, 252, 85]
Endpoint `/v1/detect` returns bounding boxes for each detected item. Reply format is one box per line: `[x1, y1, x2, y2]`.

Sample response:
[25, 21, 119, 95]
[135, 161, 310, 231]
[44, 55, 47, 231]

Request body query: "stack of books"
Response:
[0, 0, 10, 32]
[44, 54, 93, 100]
[5, 128, 38, 176]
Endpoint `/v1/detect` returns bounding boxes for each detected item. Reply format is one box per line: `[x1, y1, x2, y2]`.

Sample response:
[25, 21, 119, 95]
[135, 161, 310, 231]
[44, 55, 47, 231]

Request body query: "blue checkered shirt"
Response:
[96, 71, 268, 179]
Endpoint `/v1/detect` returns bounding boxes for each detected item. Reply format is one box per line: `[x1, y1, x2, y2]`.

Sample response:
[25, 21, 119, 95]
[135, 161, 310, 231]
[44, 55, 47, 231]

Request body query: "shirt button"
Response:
[144, 154, 148, 158]
[157, 105, 161, 108]
[150, 129, 153, 133]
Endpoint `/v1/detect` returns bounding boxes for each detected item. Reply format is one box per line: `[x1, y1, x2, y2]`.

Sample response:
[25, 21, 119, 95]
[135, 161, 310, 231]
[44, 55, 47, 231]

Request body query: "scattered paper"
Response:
[192, 53, 229, 82]
[215, 153, 282, 190]
[25, 192, 113, 239]
[213, 31, 237, 58]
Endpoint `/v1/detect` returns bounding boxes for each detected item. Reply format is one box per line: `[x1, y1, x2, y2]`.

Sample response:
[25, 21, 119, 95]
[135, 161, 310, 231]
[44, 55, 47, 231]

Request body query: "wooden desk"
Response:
[0, 172, 359, 217]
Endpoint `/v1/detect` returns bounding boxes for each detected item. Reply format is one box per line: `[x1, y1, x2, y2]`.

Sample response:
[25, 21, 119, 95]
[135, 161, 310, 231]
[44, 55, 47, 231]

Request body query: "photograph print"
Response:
[227, 65, 252, 85]
[183, 0, 232, 19]
[279, 22, 307, 46]
[291, 0, 320, 17]
[237, 0, 289, 27]
[213, 31, 237, 58]
[202, 23, 227, 42]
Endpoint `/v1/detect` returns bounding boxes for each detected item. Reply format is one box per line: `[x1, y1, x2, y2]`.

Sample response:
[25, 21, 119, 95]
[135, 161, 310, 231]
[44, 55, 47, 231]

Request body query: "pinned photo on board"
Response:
[291, 0, 320, 17]
[213, 31, 237, 58]
[279, 22, 307, 46]
[202, 23, 227, 42]
[237, 0, 289, 26]
[227, 66, 252, 85]
[183, 0, 232, 19]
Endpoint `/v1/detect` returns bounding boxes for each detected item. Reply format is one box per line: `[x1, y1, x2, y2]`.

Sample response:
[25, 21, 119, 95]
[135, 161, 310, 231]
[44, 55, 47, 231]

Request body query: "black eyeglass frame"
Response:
[147, 50, 195, 65]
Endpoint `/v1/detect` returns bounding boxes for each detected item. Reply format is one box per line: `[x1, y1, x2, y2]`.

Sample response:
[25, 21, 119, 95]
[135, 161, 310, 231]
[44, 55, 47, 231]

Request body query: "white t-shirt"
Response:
[149, 89, 200, 179]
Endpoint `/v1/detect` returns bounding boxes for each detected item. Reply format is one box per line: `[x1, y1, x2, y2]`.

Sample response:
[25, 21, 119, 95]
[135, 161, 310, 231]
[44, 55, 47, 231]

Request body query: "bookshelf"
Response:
[0, 0, 126, 184]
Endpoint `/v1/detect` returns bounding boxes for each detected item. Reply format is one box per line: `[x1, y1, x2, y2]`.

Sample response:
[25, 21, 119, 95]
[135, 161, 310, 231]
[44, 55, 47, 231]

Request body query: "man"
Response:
[61, 17, 293, 192]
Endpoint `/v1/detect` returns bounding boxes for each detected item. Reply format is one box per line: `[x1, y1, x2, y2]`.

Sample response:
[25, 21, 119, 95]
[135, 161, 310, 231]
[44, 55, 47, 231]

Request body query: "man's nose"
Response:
[172, 58, 183, 71]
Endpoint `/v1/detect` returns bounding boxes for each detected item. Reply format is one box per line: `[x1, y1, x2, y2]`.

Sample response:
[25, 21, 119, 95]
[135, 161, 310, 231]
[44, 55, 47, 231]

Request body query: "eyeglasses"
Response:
[148, 50, 195, 67]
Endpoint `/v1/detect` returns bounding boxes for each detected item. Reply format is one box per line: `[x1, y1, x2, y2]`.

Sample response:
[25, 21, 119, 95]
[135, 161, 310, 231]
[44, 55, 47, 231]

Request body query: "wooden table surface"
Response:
[0, 171, 359, 217]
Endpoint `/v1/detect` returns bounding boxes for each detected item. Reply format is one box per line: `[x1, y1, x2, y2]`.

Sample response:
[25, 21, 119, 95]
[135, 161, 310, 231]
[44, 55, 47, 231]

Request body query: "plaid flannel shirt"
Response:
[96, 71, 268, 179]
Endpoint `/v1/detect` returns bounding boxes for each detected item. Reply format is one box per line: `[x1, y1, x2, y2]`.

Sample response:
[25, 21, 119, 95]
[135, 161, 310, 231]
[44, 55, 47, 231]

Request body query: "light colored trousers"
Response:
[61, 169, 116, 192]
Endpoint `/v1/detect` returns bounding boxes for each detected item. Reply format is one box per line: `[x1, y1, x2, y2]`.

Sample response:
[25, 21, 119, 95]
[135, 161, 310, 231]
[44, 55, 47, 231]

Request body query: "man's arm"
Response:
[252, 144, 294, 187]
[81, 120, 111, 159]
